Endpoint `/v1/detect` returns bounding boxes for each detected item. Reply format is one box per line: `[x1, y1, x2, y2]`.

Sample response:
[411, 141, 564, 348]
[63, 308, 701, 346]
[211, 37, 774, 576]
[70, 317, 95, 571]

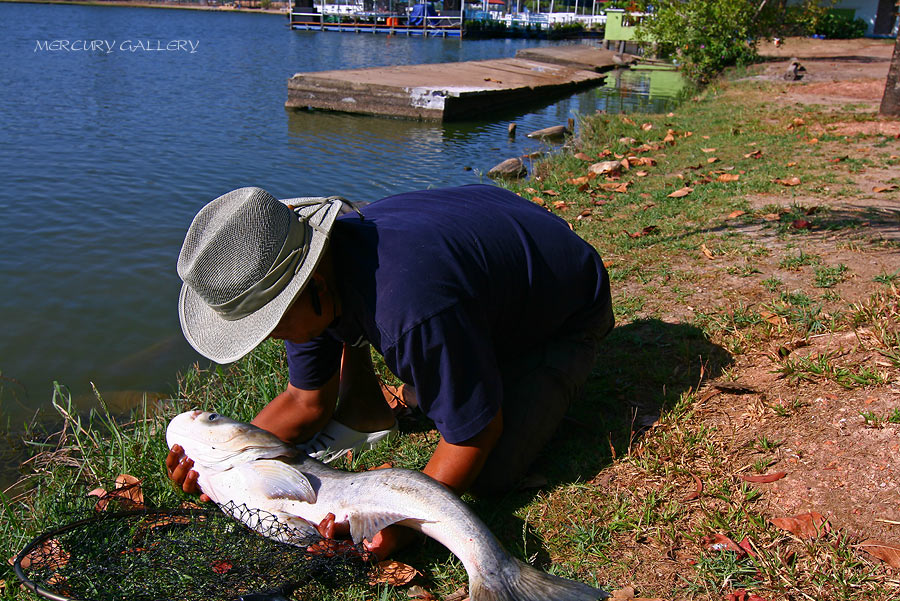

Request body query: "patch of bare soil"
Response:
[747, 37, 895, 107]
[612, 44, 900, 594]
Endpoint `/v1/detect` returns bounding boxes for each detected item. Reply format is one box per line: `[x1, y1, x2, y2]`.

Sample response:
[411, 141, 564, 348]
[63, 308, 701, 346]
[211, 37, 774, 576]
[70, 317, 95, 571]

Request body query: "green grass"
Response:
[5, 76, 900, 601]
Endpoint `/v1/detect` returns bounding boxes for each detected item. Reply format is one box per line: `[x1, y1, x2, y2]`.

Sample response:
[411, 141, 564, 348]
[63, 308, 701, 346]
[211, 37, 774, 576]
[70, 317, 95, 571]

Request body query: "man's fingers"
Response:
[316, 513, 336, 539]
[165, 446, 183, 474]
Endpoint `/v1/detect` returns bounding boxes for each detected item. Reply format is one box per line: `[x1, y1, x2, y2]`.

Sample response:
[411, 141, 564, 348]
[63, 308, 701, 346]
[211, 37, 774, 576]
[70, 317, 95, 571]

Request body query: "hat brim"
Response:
[178, 197, 344, 364]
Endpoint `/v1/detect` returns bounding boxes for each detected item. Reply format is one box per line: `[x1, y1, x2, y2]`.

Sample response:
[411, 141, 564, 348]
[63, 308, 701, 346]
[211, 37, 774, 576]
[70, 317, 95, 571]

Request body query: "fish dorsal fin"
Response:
[347, 511, 409, 545]
[236, 460, 317, 504]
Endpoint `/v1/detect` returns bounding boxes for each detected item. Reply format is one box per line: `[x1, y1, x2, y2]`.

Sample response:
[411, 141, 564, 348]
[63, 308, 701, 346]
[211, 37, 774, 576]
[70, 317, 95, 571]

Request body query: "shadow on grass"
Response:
[443, 319, 732, 572]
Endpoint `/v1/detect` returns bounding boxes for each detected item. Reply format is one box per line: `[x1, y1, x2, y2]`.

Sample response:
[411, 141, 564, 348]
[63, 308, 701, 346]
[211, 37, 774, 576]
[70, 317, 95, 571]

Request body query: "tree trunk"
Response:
[880, 32, 900, 116]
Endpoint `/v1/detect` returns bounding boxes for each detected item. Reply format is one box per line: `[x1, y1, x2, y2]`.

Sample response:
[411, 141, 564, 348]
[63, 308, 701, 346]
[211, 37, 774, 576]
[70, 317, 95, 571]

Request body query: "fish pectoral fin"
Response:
[237, 460, 318, 504]
[347, 511, 410, 545]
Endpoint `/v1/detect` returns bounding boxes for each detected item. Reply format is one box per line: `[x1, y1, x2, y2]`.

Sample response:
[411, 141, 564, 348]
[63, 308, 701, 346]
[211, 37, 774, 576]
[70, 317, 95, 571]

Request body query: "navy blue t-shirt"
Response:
[286, 184, 610, 444]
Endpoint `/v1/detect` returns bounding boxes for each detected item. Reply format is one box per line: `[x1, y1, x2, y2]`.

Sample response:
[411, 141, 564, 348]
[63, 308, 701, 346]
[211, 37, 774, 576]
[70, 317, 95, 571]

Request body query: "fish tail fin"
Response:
[469, 558, 607, 601]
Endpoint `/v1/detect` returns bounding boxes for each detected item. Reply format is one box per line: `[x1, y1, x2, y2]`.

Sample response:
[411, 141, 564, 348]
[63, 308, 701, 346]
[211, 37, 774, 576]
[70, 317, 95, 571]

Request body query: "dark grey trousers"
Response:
[471, 303, 614, 496]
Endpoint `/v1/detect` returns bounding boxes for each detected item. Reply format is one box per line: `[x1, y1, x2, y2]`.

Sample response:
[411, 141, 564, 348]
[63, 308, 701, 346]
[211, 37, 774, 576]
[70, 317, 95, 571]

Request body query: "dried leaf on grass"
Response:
[700, 243, 715, 260]
[702, 533, 748, 558]
[573, 152, 593, 161]
[873, 185, 898, 193]
[741, 471, 787, 483]
[775, 177, 801, 187]
[682, 473, 703, 501]
[744, 149, 763, 159]
[442, 587, 469, 601]
[726, 590, 769, 601]
[542, 189, 559, 196]
[407, 585, 437, 599]
[791, 219, 812, 230]
[624, 225, 658, 238]
[88, 474, 144, 511]
[668, 186, 693, 198]
[856, 539, 900, 568]
[728, 210, 746, 219]
[610, 585, 665, 601]
[759, 309, 786, 326]
[10, 539, 70, 570]
[769, 512, 829, 540]
[369, 560, 419, 586]
[717, 173, 740, 182]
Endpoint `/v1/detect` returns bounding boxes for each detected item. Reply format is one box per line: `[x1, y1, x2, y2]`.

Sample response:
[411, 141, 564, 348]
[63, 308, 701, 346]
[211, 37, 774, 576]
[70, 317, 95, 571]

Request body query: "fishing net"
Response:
[13, 483, 370, 601]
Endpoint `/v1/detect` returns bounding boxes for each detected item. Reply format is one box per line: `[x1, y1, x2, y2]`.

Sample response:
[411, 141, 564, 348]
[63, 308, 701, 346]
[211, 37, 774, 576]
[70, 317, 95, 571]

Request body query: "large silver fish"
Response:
[166, 410, 606, 601]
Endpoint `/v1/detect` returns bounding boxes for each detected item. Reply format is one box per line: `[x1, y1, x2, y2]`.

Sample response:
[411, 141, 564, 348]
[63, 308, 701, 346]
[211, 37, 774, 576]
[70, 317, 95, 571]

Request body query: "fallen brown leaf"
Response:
[770, 512, 829, 540]
[552, 200, 569, 210]
[873, 185, 898, 193]
[576, 209, 592, 221]
[744, 149, 763, 159]
[791, 219, 811, 229]
[761, 213, 781, 221]
[641, 122, 653, 131]
[717, 173, 740, 182]
[566, 175, 593, 186]
[621, 116, 636, 126]
[759, 309, 786, 326]
[727, 210, 746, 219]
[741, 471, 787, 483]
[702, 533, 747, 558]
[407, 585, 437, 599]
[12, 539, 70, 570]
[531, 196, 545, 206]
[700, 243, 715, 260]
[442, 586, 469, 601]
[625, 225, 658, 238]
[775, 177, 801, 186]
[573, 152, 593, 161]
[542, 189, 559, 196]
[610, 585, 666, 601]
[89, 474, 145, 511]
[856, 539, 900, 568]
[701, 147, 716, 153]
[668, 186, 693, 198]
[369, 560, 419, 586]
[683, 473, 703, 501]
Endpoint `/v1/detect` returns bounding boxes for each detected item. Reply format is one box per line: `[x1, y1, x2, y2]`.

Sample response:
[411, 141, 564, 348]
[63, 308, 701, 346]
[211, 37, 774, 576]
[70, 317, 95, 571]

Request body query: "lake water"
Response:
[0, 2, 681, 429]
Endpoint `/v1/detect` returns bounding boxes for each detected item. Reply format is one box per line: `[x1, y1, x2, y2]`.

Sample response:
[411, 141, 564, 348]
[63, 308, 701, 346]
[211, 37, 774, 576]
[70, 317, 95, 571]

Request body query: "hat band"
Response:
[208, 215, 311, 321]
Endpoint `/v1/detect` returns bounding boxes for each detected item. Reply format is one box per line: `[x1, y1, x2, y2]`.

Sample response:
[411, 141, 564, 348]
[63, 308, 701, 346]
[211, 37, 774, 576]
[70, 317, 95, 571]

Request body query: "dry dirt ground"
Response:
[715, 39, 899, 554]
[603, 38, 899, 597]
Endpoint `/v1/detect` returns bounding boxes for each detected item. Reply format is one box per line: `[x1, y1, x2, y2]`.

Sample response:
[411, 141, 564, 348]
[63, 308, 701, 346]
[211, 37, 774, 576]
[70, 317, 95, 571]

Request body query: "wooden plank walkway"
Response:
[285, 46, 618, 121]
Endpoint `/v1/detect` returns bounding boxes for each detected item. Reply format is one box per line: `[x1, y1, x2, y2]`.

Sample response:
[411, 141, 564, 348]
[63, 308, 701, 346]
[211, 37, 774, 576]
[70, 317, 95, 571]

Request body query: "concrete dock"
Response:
[285, 46, 619, 121]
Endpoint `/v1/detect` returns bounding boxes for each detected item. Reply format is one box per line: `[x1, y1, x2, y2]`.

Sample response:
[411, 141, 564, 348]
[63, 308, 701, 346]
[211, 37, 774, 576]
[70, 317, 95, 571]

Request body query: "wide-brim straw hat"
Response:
[177, 187, 344, 364]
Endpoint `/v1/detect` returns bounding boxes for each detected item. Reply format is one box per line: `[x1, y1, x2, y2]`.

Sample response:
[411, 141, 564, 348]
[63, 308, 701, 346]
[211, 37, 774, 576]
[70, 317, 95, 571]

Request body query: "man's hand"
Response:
[165, 444, 211, 503]
[363, 525, 420, 561]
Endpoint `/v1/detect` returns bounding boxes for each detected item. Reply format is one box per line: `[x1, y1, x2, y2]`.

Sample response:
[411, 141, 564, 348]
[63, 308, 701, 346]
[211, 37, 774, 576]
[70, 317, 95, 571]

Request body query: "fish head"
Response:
[166, 410, 294, 471]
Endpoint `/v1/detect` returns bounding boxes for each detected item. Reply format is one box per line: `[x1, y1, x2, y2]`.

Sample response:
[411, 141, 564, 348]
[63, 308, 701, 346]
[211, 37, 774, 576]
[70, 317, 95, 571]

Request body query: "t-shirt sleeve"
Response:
[285, 333, 343, 390]
[384, 302, 501, 444]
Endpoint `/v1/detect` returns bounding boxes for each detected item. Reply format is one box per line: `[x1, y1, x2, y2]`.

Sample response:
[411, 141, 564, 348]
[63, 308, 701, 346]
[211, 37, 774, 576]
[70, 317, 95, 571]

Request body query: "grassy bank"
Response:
[3, 67, 899, 600]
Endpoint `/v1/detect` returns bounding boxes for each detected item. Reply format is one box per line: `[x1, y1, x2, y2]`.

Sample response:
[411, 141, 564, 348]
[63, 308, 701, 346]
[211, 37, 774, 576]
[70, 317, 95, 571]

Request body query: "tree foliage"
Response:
[636, 0, 828, 84]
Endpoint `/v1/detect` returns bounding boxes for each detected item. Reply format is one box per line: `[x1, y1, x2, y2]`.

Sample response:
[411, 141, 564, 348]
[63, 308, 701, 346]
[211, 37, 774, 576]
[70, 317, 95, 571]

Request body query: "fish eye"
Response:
[208, 413, 219, 421]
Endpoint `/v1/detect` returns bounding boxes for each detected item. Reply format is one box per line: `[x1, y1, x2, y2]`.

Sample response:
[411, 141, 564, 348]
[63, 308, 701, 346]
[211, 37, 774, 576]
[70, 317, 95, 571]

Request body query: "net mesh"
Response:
[16, 486, 369, 601]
